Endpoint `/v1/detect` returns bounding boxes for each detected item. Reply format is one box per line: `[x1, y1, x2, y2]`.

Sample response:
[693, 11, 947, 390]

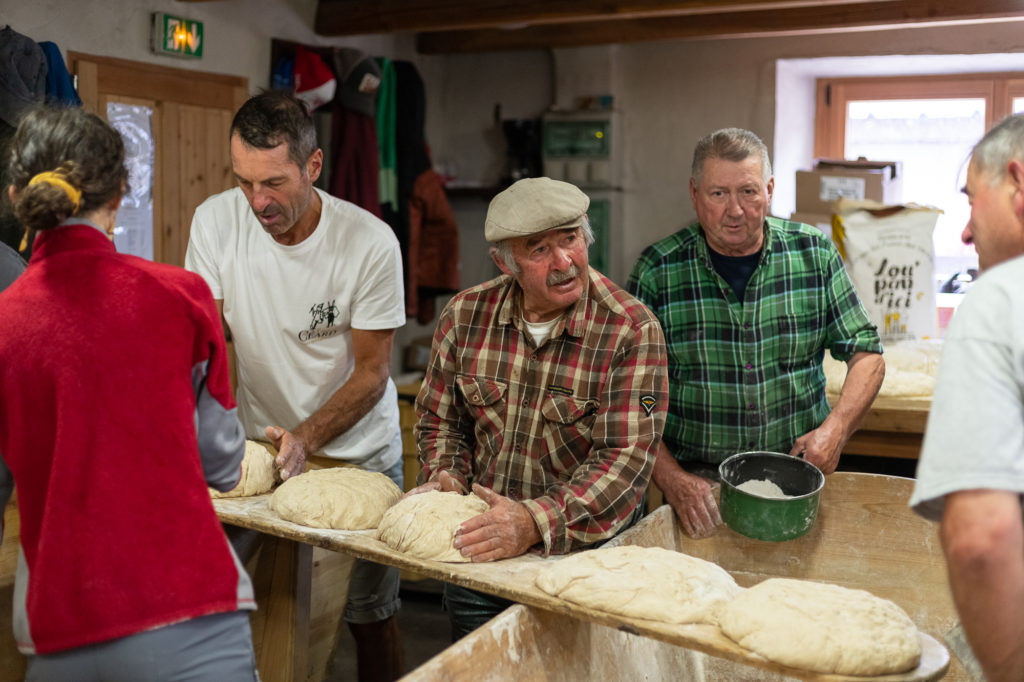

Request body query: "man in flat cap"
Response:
[410, 177, 668, 639]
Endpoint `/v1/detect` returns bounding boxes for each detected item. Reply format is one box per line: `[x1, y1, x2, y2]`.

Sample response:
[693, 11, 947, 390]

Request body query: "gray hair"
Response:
[491, 215, 595, 275]
[691, 127, 772, 186]
[971, 113, 1024, 185]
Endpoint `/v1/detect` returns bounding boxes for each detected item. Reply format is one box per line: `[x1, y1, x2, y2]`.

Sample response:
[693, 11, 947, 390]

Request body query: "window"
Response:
[815, 73, 1024, 290]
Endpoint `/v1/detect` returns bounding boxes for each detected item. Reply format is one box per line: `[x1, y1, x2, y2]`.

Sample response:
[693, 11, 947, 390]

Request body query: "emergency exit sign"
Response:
[151, 13, 203, 59]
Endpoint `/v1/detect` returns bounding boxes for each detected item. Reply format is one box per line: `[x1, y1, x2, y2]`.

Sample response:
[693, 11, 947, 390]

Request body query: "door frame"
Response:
[68, 52, 248, 265]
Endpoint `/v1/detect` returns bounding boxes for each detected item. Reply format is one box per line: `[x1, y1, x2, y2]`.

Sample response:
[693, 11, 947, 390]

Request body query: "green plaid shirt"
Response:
[628, 217, 881, 464]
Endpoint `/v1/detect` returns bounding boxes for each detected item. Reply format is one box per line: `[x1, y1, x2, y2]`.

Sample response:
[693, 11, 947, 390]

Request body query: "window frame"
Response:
[812, 72, 1024, 158]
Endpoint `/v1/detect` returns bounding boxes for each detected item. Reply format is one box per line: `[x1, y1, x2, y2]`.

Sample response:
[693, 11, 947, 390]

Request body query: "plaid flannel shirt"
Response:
[414, 267, 668, 555]
[628, 217, 881, 464]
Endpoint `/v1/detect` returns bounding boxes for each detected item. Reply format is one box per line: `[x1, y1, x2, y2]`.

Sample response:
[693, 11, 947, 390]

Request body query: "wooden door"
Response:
[69, 52, 247, 267]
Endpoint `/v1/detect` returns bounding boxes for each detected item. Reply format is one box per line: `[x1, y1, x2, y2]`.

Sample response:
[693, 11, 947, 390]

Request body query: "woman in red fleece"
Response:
[0, 108, 259, 680]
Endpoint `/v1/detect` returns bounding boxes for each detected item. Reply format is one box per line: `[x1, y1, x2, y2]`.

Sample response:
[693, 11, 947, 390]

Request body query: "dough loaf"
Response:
[377, 490, 489, 562]
[269, 467, 402, 530]
[824, 340, 940, 398]
[718, 577, 921, 676]
[210, 439, 278, 498]
[535, 545, 741, 625]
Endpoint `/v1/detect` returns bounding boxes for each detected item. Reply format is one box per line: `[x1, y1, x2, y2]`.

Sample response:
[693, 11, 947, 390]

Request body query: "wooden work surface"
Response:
[830, 393, 931, 459]
[215, 472, 953, 681]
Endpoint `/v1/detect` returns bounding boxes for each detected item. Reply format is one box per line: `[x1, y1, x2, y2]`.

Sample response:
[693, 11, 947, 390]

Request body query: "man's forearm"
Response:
[826, 351, 884, 444]
[293, 367, 388, 453]
[942, 491, 1024, 682]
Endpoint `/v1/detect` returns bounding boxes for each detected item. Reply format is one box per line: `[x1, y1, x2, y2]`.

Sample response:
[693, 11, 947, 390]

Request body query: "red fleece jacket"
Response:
[0, 224, 251, 654]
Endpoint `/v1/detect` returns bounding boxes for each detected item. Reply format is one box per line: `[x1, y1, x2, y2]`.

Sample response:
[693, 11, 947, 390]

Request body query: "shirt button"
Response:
[748, 402, 755, 409]
[745, 363, 753, 370]
[522, 396, 529, 405]
[472, 395, 481, 403]
[744, 322, 750, 329]
[748, 441, 756, 448]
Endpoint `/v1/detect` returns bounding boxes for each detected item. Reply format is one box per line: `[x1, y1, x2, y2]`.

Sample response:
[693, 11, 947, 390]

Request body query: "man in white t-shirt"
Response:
[910, 112, 1024, 682]
[186, 90, 406, 680]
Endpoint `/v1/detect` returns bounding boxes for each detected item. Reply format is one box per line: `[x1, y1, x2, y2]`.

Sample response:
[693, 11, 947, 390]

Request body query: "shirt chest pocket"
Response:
[541, 393, 599, 478]
[456, 376, 508, 453]
[776, 311, 824, 369]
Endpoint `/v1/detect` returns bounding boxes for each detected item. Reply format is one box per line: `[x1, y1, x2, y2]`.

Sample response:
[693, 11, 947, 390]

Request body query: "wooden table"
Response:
[832, 394, 930, 460]
[213, 471, 955, 681]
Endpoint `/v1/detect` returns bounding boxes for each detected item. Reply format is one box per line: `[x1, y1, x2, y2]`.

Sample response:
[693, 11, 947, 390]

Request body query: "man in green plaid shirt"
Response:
[628, 128, 884, 538]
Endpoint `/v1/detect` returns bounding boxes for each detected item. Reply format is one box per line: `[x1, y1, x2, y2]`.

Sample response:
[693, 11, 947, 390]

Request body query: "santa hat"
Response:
[293, 46, 336, 112]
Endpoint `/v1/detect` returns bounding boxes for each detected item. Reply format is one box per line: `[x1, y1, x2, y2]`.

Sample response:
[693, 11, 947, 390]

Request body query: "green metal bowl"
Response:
[718, 451, 825, 542]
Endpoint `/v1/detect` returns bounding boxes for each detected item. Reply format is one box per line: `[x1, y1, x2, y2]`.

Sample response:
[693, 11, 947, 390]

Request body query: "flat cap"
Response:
[485, 177, 590, 243]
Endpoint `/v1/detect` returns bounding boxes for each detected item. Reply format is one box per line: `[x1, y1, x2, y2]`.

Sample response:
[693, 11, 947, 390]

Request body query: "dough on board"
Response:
[824, 340, 941, 398]
[210, 439, 278, 498]
[269, 467, 402, 530]
[535, 545, 741, 625]
[377, 490, 489, 562]
[718, 578, 921, 676]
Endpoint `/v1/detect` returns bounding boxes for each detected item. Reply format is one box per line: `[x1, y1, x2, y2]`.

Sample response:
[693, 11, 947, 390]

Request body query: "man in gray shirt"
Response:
[910, 112, 1024, 682]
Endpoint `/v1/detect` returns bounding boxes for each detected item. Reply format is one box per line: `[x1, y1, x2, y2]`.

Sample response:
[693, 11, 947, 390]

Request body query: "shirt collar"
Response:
[30, 222, 117, 263]
[696, 220, 775, 269]
[496, 268, 594, 340]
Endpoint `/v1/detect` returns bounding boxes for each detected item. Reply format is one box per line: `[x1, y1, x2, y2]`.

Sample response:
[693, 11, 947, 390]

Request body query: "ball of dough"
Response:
[718, 578, 921, 676]
[210, 440, 278, 498]
[377, 490, 488, 562]
[269, 467, 402, 530]
[535, 545, 741, 625]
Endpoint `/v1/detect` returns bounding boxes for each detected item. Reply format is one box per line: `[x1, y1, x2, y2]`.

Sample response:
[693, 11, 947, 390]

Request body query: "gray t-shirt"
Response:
[910, 254, 1024, 521]
[0, 241, 25, 292]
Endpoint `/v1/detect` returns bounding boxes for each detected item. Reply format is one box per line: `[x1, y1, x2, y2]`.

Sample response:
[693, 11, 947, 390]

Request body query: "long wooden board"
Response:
[214, 471, 951, 681]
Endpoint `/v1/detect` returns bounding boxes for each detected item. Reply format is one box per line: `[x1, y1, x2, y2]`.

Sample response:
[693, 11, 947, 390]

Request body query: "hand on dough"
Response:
[265, 425, 309, 480]
[453, 484, 542, 562]
[402, 470, 467, 498]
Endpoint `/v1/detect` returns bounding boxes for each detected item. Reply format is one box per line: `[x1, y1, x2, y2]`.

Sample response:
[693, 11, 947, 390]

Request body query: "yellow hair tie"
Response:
[28, 171, 82, 212]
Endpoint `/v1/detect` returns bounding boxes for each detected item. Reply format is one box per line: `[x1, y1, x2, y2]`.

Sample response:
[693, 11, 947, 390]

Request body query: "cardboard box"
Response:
[789, 211, 834, 240]
[795, 159, 902, 214]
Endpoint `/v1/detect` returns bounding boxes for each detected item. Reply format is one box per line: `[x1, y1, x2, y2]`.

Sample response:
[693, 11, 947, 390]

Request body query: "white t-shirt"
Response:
[186, 187, 405, 472]
[523, 314, 563, 346]
[910, 254, 1024, 521]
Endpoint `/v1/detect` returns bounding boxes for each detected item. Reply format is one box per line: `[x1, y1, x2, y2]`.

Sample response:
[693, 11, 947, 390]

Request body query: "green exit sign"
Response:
[151, 13, 203, 59]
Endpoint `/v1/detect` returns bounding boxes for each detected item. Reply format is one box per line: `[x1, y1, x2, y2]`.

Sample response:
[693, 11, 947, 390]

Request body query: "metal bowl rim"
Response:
[718, 450, 825, 500]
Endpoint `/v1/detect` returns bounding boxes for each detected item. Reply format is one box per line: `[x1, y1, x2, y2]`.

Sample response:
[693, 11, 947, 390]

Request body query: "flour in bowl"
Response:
[736, 478, 793, 499]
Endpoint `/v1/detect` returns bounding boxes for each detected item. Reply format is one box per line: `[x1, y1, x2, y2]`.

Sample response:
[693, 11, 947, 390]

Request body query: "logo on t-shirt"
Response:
[298, 299, 341, 343]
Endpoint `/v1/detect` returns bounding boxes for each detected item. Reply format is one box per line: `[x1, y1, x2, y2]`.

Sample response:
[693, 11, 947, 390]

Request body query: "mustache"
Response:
[547, 265, 580, 286]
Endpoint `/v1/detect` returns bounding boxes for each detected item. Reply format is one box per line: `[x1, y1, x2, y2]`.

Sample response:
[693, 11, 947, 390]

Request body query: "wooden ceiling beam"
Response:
[314, 0, 888, 36]
[413, 0, 1024, 53]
